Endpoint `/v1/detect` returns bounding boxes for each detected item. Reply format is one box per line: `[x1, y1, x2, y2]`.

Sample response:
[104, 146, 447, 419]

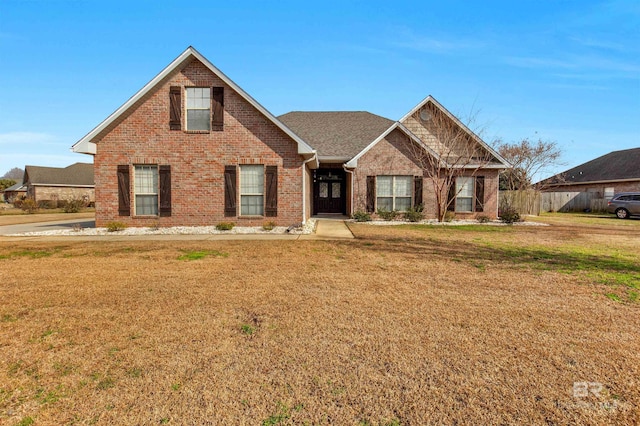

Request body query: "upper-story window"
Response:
[186, 87, 211, 131]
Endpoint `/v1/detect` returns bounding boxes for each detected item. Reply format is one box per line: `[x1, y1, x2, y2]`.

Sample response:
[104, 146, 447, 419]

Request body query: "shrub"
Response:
[63, 198, 86, 213]
[404, 205, 424, 222]
[444, 211, 455, 222]
[13, 198, 24, 209]
[38, 200, 55, 209]
[262, 221, 276, 231]
[105, 221, 127, 232]
[499, 206, 521, 224]
[20, 199, 38, 214]
[376, 209, 398, 221]
[352, 211, 371, 222]
[216, 222, 235, 231]
[477, 215, 491, 223]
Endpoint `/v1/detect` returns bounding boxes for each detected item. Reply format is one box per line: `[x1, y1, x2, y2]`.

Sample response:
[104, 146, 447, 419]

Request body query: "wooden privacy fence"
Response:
[499, 190, 541, 215]
[499, 191, 609, 215]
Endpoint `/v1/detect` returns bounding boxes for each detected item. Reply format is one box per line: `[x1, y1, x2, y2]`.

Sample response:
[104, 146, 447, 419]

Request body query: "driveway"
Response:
[0, 217, 95, 235]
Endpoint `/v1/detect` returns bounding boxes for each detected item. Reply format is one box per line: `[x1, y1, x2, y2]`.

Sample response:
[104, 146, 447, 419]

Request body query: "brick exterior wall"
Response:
[94, 58, 305, 227]
[351, 129, 500, 219]
[30, 186, 95, 204]
[544, 181, 640, 196]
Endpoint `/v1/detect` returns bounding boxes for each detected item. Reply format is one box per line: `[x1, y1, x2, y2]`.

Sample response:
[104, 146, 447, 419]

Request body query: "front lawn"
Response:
[0, 218, 638, 425]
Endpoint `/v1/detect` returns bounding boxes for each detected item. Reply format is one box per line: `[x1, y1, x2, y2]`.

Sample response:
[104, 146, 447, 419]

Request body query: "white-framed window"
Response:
[186, 87, 210, 131]
[377, 176, 412, 211]
[134, 165, 158, 216]
[455, 177, 474, 212]
[604, 187, 615, 200]
[240, 165, 264, 215]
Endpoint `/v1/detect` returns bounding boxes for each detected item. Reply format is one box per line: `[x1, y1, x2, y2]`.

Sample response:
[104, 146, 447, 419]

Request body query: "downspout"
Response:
[301, 151, 318, 224]
[343, 164, 354, 218]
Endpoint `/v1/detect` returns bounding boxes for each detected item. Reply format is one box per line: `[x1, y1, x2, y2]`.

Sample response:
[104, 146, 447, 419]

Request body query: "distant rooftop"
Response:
[542, 147, 640, 185]
[24, 163, 94, 186]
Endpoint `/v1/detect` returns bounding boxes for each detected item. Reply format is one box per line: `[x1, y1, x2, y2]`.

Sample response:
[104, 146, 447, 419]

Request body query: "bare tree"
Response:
[401, 101, 501, 222]
[495, 138, 563, 214]
[2, 167, 24, 181]
[496, 138, 563, 191]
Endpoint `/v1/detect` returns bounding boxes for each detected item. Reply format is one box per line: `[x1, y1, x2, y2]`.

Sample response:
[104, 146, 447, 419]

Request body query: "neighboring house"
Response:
[3, 182, 27, 203]
[539, 148, 640, 199]
[72, 46, 509, 227]
[23, 163, 95, 204]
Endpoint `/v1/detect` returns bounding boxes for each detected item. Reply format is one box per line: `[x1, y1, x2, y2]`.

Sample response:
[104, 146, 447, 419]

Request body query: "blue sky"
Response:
[1, 0, 638, 180]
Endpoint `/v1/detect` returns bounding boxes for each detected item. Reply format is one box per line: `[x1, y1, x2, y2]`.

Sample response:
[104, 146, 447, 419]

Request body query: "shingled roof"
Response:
[542, 147, 640, 185]
[278, 111, 394, 159]
[24, 163, 94, 186]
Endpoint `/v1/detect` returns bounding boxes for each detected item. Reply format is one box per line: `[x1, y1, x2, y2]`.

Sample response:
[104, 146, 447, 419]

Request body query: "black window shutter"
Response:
[169, 86, 182, 130]
[475, 176, 485, 212]
[366, 176, 375, 213]
[224, 165, 237, 217]
[212, 87, 224, 131]
[414, 176, 423, 207]
[117, 165, 130, 216]
[159, 165, 171, 217]
[265, 165, 278, 217]
[447, 180, 456, 212]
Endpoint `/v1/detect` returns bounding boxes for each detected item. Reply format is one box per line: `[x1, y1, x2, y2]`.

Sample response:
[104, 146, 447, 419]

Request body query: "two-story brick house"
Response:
[72, 47, 509, 227]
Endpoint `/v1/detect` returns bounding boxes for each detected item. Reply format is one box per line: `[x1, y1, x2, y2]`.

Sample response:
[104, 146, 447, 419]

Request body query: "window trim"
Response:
[454, 176, 474, 213]
[376, 175, 413, 212]
[239, 164, 265, 216]
[185, 87, 211, 132]
[133, 165, 159, 217]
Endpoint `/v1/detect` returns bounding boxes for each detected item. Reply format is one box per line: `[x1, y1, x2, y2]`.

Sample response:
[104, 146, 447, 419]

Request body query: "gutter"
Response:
[342, 164, 355, 218]
[301, 152, 318, 224]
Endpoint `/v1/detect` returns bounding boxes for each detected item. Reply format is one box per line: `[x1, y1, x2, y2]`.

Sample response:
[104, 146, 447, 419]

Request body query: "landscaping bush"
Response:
[404, 205, 424, 222]
[12, 198, 24, 209]
[499, 206, 521, 224]
[38, 200, 55, 209]
[262, 221, 276, 231]
[63, 198, 86, 213]
[376, 209, 399, 221]
[20, 199, 38, 214]
[477, 215, 491, 223]
[216, 222, 235, 231]
[352, 211, 371, 222]
[105, 221, 127, 232]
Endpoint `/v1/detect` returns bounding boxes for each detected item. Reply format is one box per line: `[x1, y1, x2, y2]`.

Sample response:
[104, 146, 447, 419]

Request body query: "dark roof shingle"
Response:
[24, 163, 94, 186]
[543, 148, 640, 185]
[278, 111, 394, 158]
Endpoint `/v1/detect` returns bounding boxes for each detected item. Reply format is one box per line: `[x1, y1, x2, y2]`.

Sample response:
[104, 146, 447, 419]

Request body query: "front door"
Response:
[313, 169, 345, 214]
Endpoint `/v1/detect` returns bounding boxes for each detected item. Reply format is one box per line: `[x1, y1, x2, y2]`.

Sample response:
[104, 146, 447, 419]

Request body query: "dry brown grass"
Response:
[1, 218, 639, 425]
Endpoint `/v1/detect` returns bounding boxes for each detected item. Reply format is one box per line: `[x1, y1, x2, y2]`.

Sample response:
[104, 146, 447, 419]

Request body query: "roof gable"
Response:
[72, 46, 314, 156]
[542, 147, 640, 185]
[24, 163, 94, 186]
[399, 95, 510, 168]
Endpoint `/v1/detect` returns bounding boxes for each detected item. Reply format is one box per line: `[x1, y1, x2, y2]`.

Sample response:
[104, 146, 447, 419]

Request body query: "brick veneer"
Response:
[351, 129, 500, 219]
[94, 58, 304, 227]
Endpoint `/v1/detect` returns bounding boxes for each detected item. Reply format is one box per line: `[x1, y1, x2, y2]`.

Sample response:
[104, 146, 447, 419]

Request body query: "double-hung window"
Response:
[134, 165, 158, 215]
[377, 176, 412, 211]
[455, 177, 474, 212]
[240, 165, 264, 215]
[186, 87, 210, 131]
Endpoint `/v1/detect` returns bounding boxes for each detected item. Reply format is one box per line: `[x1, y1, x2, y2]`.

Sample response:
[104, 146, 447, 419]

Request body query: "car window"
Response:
[617, 195, 631, 201]
[631, 195, 640, 202]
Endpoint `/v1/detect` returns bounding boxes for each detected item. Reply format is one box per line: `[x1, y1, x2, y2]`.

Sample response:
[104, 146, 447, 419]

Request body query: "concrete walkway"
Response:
[303, 219, 354, 239]
[0, 218, 96, 235]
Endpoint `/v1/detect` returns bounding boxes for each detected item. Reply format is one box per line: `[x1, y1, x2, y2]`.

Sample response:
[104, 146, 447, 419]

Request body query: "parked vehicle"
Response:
[607, 192, 640, 219]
